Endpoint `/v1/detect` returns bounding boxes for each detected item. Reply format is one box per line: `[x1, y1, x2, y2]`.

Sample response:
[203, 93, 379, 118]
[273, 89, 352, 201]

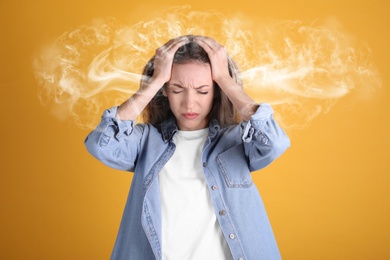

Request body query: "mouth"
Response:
[183, 113, 199, 119]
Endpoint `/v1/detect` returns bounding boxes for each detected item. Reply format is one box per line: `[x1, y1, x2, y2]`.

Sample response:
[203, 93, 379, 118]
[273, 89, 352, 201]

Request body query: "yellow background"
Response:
[1, 0, 389, 259]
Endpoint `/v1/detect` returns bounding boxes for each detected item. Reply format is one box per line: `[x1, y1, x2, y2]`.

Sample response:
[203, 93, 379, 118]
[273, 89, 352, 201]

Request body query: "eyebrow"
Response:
[169, 83, 211, 89]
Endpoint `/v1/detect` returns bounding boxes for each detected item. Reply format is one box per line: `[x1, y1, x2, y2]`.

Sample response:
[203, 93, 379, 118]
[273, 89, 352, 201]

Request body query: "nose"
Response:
[184, 91, 196, 109]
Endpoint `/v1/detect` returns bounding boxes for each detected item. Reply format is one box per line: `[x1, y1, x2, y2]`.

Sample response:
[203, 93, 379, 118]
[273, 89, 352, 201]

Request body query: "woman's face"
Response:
[163, 62, 214, 131]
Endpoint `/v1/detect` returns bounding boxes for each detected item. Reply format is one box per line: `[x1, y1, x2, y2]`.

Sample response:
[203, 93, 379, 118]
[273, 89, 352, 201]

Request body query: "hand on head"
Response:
[151, 35, 232, 88]
[193, 36, 231, 84]
[150, 36, 190, 85]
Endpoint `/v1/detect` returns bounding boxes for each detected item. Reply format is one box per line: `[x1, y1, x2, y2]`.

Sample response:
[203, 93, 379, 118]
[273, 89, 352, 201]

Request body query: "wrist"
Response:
[214, 76, 236, 90]
[147, 75, 168, 90]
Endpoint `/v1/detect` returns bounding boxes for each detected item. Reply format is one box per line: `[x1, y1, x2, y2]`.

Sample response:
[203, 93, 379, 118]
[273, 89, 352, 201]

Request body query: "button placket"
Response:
[201, 138, 246, 260]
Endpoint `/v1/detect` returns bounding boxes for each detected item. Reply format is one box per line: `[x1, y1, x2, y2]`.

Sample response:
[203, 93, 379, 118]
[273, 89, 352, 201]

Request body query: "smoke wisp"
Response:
[33, 6, 382, 129]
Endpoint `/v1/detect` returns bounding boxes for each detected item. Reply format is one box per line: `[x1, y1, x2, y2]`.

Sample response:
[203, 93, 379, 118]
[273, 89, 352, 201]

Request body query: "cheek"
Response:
[166, 95, 180, 109]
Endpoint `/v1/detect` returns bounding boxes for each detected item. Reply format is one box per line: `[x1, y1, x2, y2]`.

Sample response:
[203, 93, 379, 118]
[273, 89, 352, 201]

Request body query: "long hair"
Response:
[141, 35, 243, 128]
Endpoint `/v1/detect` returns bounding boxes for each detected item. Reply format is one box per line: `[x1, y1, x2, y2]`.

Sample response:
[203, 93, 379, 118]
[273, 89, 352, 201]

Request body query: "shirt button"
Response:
[211, 185, 217, 190]
[229, 234, 235, 239]
[203, 162, 207, 167]
[238, 258, 244, 260]
[219, 210, 226, 216]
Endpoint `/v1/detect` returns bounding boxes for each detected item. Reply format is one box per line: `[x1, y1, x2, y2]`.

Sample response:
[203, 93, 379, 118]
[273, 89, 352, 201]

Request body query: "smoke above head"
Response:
[33, 6, 382, 129]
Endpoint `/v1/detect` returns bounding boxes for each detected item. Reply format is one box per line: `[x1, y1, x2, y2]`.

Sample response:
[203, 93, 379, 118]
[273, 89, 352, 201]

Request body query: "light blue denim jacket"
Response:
[85, 103, 290, 260]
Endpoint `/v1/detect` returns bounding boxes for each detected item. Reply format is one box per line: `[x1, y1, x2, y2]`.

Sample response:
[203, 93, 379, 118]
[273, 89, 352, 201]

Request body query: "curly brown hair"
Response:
[141, 35, 242, 128]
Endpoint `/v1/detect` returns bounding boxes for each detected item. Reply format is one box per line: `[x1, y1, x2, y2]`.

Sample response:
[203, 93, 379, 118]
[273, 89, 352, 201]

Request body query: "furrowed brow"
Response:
[168, 83, 185, 89]
[195, 85, 211, 89]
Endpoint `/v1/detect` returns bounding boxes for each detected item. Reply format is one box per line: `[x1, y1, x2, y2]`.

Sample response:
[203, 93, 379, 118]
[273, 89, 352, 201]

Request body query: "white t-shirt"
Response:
[159, 128, 232, 260]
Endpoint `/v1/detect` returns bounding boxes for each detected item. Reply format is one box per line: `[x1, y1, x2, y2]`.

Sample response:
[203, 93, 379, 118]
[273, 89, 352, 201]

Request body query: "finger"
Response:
[194, 38, 213, 53]
[195, 36, 221, 49]
[159, 36, 189, 54]
[166, 37, 189, 53]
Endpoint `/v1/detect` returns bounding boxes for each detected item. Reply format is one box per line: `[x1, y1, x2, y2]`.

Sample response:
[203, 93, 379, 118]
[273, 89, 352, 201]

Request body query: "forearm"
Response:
[116, 78, 164, 121]
[216, 77, 259, 121]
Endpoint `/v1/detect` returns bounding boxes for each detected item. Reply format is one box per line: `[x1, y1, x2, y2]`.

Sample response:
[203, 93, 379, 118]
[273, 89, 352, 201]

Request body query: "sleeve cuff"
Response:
[101, 106, 135, 139]
[242, 103, 273, 144]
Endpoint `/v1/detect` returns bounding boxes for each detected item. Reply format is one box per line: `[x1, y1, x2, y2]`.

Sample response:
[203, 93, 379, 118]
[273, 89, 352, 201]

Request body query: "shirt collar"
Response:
[159, 118, 220, 143]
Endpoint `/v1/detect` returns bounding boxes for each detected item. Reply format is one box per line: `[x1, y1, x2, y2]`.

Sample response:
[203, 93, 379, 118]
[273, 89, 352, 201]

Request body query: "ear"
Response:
[162, 86, 168, 97]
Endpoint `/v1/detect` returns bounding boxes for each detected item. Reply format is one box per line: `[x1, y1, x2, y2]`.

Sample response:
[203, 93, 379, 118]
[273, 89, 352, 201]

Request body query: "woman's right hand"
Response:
[117, 36, 188, 121]
[149, 36, 189, 86]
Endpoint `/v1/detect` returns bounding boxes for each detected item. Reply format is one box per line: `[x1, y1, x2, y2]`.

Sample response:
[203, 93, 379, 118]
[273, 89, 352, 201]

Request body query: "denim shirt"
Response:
[85, 103, 290, 260]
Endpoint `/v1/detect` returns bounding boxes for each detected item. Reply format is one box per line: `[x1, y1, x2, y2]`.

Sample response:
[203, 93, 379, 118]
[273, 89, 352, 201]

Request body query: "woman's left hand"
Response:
[195, 35, 259, 121]
[194, 36, 232, 85]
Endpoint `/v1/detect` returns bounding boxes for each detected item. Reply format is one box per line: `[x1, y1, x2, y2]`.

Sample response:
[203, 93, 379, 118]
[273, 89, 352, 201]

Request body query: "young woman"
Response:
[85, 35, 290, 260]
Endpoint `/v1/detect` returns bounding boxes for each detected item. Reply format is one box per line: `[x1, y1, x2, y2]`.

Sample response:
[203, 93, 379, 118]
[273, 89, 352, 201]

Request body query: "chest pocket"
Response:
[216, 144, 253, 188]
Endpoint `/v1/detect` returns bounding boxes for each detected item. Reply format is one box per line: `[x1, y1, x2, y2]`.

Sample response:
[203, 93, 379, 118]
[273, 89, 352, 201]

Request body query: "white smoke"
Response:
[33, 6, 382, 129]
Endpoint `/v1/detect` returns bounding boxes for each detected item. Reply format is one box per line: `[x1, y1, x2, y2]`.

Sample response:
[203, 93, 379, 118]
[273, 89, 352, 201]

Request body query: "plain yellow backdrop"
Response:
[1, 0, 389, 259]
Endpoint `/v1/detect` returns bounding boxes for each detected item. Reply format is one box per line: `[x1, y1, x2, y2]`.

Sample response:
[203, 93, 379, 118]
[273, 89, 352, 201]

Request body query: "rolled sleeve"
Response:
[242, 103, 274, 144]
[242, 103, 290, 171]
[101, 106, 135, 140]
[84, 106, 142, 171]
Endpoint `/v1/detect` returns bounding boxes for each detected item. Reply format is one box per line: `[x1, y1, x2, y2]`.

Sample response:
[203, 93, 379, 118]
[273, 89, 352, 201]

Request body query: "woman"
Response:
[85, 35, 290, 260]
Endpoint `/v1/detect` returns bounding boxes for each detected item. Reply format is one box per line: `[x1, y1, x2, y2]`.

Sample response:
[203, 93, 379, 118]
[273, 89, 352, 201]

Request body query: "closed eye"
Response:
[196, 85, 211, 95]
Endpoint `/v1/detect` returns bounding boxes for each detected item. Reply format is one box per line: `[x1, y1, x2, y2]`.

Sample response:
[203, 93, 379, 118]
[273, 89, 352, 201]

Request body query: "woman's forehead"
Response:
[170, 62, 212, 83]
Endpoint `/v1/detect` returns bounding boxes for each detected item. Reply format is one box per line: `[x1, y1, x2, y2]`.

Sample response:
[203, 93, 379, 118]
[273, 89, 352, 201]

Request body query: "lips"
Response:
[183, 113, 199, 119]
